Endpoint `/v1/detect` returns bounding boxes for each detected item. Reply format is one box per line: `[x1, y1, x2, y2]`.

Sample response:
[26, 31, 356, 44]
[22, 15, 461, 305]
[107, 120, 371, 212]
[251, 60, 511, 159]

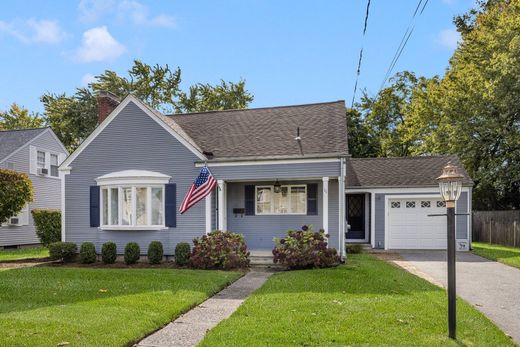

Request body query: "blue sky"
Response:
[0, 0, 474, 113]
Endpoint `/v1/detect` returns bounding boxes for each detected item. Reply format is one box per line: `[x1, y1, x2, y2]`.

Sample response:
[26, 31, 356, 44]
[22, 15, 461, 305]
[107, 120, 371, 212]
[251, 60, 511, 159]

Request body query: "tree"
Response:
[0, 103, 45, 130]
[42, 60, 254, 150]
[0, 169, 33, 224]
[345, 108, 378, 158]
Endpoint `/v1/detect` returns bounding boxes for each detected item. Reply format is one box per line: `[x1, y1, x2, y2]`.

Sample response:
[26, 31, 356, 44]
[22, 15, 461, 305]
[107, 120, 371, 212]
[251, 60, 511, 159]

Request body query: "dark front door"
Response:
[346, 194, 365, 240]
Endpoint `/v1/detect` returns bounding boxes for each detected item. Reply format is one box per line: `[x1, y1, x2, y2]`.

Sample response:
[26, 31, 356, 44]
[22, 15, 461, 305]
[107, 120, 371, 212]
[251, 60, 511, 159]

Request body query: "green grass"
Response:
[0, 267, 240, 346]
[473, 242, 520, 269]
[0, 246, 49, 261]
[201, 254, 514, 347]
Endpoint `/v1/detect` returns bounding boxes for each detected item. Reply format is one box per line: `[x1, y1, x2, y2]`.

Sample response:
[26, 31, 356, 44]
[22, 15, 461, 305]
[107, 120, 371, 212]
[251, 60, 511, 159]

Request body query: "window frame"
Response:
[99, 184, 165, 230]
[50, 153, 59, 177]
[254, 184, 307, 215]
[36, 150, 46, 168]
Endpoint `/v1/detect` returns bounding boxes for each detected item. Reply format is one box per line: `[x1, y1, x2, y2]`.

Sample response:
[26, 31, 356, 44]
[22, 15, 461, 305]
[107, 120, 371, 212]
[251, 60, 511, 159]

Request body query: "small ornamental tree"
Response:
[0, 169, 33, 224]
[31, 209, 61, 246]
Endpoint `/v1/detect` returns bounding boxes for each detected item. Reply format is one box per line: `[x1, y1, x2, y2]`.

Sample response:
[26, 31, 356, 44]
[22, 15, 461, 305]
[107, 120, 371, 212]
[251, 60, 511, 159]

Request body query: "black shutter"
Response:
[90, 186, 100, 227]
[244, 185, 255, 215]
[307, 183, 318, 215]
[165, 183, 177, 227]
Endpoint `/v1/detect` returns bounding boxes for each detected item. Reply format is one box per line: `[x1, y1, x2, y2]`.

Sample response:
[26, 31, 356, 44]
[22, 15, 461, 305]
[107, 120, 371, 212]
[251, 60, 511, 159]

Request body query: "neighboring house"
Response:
[0, 128, 68, 248]
[60, 93, 473, 257]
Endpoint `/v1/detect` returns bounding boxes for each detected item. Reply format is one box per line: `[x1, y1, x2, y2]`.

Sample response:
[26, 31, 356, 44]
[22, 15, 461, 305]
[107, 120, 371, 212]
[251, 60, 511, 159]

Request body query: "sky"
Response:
[0, 0, 475, 113]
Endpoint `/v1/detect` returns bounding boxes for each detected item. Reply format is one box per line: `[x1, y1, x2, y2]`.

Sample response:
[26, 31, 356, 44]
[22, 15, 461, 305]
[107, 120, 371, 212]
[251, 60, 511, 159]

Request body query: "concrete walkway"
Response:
[137, 270, 272, 347]
[395, 251, 520, 344]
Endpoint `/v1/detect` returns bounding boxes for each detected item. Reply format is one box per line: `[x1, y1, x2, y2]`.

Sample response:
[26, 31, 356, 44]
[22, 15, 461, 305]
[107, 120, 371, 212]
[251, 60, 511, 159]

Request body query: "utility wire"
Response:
[378, 0, 429, 92]
[351, 0, 371, 108]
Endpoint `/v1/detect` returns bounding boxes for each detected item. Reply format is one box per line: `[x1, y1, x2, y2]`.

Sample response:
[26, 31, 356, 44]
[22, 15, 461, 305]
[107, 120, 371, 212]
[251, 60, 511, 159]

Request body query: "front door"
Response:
[346, 194, 366, 240]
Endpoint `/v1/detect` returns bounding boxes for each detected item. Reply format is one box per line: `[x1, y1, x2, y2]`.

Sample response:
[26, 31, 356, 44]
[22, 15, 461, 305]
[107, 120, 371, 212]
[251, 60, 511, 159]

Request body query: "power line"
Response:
[378, 0, 429, 92]
[351, 0, 371, 108]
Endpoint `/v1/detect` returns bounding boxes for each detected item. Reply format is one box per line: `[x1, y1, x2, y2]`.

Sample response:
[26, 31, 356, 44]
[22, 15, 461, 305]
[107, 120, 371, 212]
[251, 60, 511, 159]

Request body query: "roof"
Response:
[346, 155, 473, 188]
[166, 100, 348, 159]
[0, 127, 49, 162]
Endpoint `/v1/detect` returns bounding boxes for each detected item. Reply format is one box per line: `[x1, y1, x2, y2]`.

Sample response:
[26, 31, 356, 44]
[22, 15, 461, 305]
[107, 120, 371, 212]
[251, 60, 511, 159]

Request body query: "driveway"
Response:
[396, 250, 520, 344]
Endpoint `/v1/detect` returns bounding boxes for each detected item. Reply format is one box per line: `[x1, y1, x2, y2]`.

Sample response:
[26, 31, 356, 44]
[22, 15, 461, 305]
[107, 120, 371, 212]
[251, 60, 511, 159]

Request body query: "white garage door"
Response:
[387, 198, 447, 249]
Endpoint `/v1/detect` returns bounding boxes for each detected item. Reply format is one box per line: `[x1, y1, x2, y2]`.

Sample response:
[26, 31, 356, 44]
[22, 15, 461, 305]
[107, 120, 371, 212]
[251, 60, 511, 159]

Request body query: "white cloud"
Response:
[0, 18, 67, 44]
[81, 73, 97, 86]
[435, 29, 461, 50]
[118, 0, 176, 28]
[78, 0, 116, 23]
[75, 26, 126, 62]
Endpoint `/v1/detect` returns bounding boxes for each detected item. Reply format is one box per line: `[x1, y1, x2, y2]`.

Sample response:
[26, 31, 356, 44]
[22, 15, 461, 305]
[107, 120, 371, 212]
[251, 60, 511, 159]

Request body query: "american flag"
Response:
[179, 166, 217, 214]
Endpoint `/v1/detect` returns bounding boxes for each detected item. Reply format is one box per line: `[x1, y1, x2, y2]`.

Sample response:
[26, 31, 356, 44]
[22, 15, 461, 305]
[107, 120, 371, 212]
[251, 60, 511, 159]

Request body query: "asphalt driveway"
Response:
[397, 250, 520, 344]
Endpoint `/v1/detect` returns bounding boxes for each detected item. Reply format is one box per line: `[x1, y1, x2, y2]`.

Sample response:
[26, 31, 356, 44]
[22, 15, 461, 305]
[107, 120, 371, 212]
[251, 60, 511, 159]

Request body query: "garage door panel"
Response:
[387, 198, 446, 250]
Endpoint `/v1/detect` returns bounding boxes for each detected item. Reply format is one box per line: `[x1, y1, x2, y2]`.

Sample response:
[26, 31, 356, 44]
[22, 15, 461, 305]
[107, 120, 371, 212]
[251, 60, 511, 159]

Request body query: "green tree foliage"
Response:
[42, 60, 253, 150]
[345, 108, 378, 158]
[0, 103, 45, 130]
[0, 169, 33, 224]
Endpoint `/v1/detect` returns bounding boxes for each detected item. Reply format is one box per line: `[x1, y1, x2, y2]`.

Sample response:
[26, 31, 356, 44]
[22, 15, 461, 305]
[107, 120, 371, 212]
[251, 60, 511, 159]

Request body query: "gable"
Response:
[0, 128, 48, 163]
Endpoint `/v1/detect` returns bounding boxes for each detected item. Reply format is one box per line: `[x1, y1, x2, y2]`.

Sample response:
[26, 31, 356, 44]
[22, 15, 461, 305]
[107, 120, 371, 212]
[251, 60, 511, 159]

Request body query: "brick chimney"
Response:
[97, 91, 120, 124]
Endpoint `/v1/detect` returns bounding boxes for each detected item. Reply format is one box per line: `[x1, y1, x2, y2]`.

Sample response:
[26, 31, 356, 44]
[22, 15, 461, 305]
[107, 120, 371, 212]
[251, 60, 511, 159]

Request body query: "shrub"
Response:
[190, 231, 250, 270]
[31, 209, 61, 246]
[175, 242, 191, 266]
[147, 241, 163, 264]
[0, 169, 33, 225]
[272, 225, 340, 269]
[49, 241, 77, 262]
[79, 242, 97, 264]
[124, 242, 140, 265]
[347, 244, 363, 254]
[101, 242, 117, 264]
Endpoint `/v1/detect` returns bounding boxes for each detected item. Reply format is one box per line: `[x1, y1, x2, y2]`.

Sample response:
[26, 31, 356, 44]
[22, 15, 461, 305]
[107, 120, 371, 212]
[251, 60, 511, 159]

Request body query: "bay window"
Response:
[255, 185, 307, 215]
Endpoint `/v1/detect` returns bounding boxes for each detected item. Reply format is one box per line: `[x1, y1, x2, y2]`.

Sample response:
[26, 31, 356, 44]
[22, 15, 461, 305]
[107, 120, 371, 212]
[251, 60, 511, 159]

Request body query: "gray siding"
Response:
[64, 101, 205, 255]
[210, 161, 340, 180]
[374, 191, 470, 249]
[225, 180, 340, 251]
[0, 130, 66, 246]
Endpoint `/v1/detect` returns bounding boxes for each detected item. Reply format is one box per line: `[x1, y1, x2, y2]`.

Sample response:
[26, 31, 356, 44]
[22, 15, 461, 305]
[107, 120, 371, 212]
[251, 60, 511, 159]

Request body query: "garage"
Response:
[387, 197, 447, 250]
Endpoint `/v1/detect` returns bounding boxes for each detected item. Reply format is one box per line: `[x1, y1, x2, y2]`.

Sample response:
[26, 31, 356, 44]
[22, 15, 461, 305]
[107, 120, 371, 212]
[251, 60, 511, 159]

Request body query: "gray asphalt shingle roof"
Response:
[166, 101, 348, 159]
[346, 155, 473, 188]
[0, 127, 48, 162]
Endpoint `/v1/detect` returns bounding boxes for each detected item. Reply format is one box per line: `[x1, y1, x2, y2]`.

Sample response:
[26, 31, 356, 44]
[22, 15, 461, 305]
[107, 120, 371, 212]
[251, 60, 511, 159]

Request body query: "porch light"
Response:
[273, 180, 282, 194]
[436, 161, 464, 206]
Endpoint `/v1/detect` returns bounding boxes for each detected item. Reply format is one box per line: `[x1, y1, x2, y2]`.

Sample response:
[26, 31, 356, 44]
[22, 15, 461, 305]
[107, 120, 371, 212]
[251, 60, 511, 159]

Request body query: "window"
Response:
[406, 201, 416, 208]
[421, 201, 431, 208]
[255, 185, 307, 215]
[391, 201, 400, 208]
[37, 150, 46, 168]
[436, 201, 446, 208]
[6, 162, 14, 170]
[50, 153, 59, 177]
[100, 185, 164, 228]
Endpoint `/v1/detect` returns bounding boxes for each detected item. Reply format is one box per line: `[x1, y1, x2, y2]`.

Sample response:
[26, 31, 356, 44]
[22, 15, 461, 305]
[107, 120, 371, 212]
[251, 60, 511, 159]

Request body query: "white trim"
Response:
[99, 226, 168, 231]
[96, 170, 171, 186]
[345, 193, 370, 243]
[254, 184, 307, 215]
[205, 192, 212, 234]
[195, 158, 341, 167]
[322, 177, 329, 234]
[370, 192, 376, 248]
[217, 180, 226, 231]
[468, 187, 473, 248]
[346, 186, 472, 194]
[60, 95, 206, 169]
[61, 169, 69, 241]
[338, 157, 346, 258]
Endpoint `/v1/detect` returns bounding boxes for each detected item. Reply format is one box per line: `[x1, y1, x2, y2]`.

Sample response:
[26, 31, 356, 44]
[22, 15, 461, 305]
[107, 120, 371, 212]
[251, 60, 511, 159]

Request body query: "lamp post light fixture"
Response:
[436, 161, 464, 340]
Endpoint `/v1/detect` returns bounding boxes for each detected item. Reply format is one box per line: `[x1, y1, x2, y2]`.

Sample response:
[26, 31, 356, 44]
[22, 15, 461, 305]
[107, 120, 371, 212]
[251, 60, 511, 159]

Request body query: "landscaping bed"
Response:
[472, 242, 520, 269]
[200, 253, 514, 346]
[0, 266, 241, 346]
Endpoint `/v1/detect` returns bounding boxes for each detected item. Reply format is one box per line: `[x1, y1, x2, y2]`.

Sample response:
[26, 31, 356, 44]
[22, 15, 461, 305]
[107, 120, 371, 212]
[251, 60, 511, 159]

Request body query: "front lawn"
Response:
[201, 254, 513, 346]
[0, 246, 49, 261]
[472, 242, 520, 269]
[0, 267, 240, 346]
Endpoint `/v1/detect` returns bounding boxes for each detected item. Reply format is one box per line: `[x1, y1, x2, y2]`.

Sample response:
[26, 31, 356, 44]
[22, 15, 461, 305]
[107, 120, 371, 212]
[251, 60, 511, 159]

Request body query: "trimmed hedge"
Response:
[101, 242, 117, 264]
[124, 242, 140, 265]
[190, 231, 250, 270]
[79, 242, 97, 263]
[49, 241, 77, 262]
[175, 242, 191, 266]
[31, 209, 61, 246]
[147, 241, 163, 264]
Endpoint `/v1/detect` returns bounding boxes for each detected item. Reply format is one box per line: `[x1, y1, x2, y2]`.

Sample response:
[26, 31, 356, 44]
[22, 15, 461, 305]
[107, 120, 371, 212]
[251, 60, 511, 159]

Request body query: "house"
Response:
[60, 93, 473, 257]
[0, 127, 68, 248]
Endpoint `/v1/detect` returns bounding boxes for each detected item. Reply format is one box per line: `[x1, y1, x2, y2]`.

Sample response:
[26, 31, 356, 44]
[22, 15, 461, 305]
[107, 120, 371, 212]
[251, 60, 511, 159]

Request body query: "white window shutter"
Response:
[45, 151, 50, 170]
[29, 146, 37, 174]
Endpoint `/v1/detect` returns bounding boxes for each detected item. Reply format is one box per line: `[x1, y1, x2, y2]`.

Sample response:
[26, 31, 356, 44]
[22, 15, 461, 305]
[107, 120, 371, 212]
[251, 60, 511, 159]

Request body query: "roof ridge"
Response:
[166, 100, 345, 117]
[0, 126, 49, 133]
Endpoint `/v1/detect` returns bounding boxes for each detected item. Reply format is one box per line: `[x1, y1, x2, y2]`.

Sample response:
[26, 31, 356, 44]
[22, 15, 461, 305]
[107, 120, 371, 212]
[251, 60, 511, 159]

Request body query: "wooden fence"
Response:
[472, 210, 520, 247]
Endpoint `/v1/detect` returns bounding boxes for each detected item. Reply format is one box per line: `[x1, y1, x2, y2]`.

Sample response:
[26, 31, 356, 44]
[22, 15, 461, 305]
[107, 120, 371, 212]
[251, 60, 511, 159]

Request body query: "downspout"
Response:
[339, 157, 347, 260]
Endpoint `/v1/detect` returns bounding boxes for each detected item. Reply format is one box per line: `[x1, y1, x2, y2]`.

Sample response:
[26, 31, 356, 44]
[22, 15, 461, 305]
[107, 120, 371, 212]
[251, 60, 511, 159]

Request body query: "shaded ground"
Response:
[200, 254, 513, 346]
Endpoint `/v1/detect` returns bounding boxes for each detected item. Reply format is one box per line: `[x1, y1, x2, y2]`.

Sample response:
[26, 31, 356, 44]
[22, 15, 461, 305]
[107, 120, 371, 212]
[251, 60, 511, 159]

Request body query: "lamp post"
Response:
[436, 161, 464, 340]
